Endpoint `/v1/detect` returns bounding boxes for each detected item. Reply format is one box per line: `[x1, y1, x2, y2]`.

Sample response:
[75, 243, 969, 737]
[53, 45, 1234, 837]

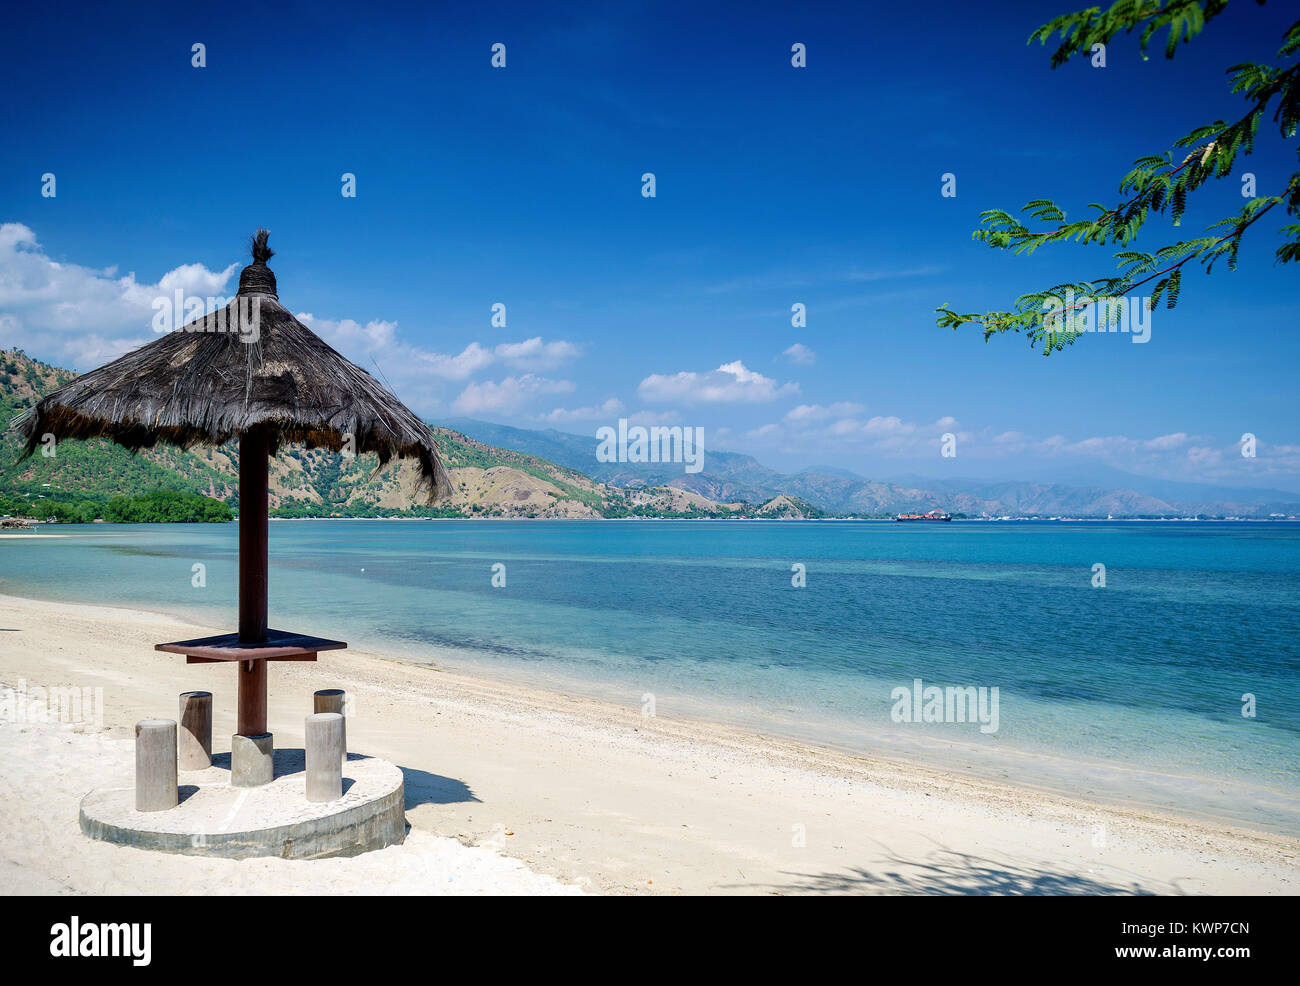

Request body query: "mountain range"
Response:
[442, 418, 1300, 519]
[0, 350, 815, 520]
[2, 349, 1296, 520]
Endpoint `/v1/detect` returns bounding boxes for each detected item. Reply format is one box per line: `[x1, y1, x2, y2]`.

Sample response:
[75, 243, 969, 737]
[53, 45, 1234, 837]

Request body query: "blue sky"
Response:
[2, 0, 1297, 490]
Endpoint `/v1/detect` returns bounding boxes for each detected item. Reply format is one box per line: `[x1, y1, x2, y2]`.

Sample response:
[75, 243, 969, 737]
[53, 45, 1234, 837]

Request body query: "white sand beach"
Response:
[0, 592, 1296, 895]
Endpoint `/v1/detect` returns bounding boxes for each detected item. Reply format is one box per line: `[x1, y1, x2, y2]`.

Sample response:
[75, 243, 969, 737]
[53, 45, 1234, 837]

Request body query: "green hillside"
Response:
[0, 349, 780, 521]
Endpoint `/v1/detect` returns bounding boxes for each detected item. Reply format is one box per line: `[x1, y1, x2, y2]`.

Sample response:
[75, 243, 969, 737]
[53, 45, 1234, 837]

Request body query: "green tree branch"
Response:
[937, 2, 1300, 354]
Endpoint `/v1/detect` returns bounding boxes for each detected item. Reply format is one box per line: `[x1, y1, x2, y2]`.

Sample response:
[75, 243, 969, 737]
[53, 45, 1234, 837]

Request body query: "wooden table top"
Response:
[154, 628, 348, 662]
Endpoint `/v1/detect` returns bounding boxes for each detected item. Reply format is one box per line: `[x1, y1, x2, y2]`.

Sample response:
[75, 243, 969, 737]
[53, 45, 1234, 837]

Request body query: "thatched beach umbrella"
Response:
[16, 231, 451, 781]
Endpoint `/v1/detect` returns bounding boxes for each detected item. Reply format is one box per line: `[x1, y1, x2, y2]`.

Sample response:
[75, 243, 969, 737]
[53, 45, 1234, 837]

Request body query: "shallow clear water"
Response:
[3, 519, 1298, 834]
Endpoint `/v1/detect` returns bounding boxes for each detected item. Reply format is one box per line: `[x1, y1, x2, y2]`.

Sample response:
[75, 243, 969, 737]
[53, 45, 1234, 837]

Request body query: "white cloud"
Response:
[626, 409, 683, 427]
[452, 374, 574, 415]
[155, 262, 238, 298]
[742, 409, 971, 459]
[782, 343, 816, 365]
[300, 313, 583, 414]
[495, 336, 581, 370]
[638, 360, 798, 404]
[1144, 432, 1189, 451]
[842, 264, 944, 283]
[0, 223, 583, 418]
[784, 402, 865, 422]
[299, 316, 496, 382]
[885, 428, 1300, 484]
[0, 222, 238, 368]
[299, 318, 579, 384]
[541, 398, 625, 423]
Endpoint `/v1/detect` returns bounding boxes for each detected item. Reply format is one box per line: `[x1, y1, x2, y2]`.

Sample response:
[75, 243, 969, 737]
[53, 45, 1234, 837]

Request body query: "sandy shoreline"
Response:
[0, 591, 1297, 895]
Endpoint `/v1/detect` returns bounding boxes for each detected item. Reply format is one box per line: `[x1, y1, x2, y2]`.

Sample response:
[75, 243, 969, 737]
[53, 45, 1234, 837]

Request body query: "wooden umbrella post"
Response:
[238, 426, 269, 737]
[156, 417, 345, 789]
[236, 659, 267, 736]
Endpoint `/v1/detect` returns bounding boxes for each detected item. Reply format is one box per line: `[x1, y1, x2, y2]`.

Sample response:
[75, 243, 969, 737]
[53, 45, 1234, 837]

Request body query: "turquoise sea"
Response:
[2, 519, 1298, 834]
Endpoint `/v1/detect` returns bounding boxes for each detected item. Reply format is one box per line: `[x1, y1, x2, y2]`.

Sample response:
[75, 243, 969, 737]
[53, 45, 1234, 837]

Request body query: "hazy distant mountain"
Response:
[439, 418, 599, 475]
[891, 468, 1300, 506]
[440, 417, 781, 494]
[446, 418, 1300, 518]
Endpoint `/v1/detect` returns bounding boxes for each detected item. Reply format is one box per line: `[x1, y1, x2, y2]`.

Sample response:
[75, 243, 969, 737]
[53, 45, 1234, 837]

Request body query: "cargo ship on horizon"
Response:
[895, 509, 952, 522]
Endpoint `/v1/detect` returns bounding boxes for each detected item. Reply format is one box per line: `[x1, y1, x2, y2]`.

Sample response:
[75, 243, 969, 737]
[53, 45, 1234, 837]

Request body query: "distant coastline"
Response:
[7, 515, 1300, 526]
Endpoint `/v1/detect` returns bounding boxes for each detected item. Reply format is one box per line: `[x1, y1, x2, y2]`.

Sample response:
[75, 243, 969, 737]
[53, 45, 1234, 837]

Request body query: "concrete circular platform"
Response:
[80, 750, 405, 860]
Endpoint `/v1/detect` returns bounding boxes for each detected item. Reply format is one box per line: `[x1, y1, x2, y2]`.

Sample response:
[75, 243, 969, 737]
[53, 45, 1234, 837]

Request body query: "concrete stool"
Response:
[305, 713, 344, 803]
[231, 732, 274, 788]
[178, 691, 212, 770]
[135, 719, 178, 812]
[313, 688, 347, 766]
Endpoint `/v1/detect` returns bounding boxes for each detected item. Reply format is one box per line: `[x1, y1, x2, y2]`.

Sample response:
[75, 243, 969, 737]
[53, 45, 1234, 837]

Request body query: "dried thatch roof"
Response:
[15, 231, 452, 502]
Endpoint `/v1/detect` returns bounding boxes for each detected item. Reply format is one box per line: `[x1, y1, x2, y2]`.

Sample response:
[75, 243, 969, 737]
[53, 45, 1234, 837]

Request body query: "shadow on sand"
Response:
[400, 765, 478, 808]
[204, 750, 477, 806]
[202, 749, 478, 816]
[735, 847, 1161, 896]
